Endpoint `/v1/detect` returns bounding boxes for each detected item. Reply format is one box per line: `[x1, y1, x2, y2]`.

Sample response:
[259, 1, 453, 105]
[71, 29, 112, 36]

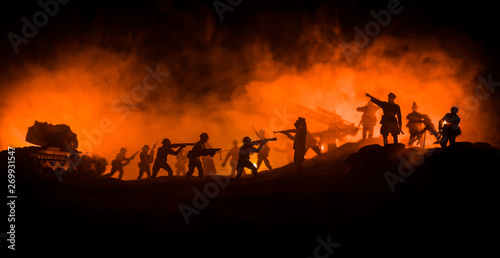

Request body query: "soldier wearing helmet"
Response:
[235, 136, 265, 178]
[365, 92, 402, 145]
[185, 133, 210, 178]
[151, 138, 186, 178]
[437, 107, 461, 147]
[105, 147, 138, 180]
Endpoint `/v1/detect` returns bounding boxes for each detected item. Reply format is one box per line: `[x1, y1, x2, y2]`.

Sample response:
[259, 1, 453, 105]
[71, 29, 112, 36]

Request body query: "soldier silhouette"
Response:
[137, 144, 155, 180]
[151, 138, 185, 177]
[356, 100, 380, 140]
[282, 117, 308, 174]
[221, 140, 240, 176]
[365, 93, 402, 145]
[437, 107, 461, 147]
[236, 137, 265, 178]
[253, 128, 272, 171]
[175, 148, 188, 176]
[186, 133, 209, 178]
[105, 147, 137, 180]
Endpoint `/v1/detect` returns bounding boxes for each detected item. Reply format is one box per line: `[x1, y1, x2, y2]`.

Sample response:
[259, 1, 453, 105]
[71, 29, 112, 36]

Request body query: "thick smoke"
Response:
[0, 1, 496, 179]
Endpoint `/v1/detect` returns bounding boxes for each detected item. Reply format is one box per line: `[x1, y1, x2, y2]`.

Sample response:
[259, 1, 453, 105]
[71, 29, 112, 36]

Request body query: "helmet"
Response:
[162, 138, 171, 145]
[200, 133, 209, 139]
[119, 147, 127, 152]
[451, 107, 459, 113]
[242, 136, 252, 144]
[388, 93, 396, 99]
[142, 145, 150, 150]
[232, 139, 238, 145]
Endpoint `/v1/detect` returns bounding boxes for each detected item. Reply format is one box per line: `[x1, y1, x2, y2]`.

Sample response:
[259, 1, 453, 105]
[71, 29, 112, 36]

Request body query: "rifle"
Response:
[273, 129, 296, 134]
[170, 143, 196, 148]
[250, 137, 277, 145]
[149, 140, 159, 162]
[187, 148, 222, 158]
[123, 151, 139, 166]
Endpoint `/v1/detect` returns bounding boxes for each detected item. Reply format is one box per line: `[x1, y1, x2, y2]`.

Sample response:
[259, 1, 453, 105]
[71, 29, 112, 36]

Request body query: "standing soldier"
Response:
[175, 148, 188, 176]
[105, 147, 138, 180]
[437, 107, 461, 148]
[276, 117, 308, 174]
[253, 128, 272, 171]
[151, 138, 185, 178]
[221, 140, 240, 177]
[137, 142, 156, 180]
[236, 137, 266, 178]
[365, 93, 402, 145]
[356, 100, 380, 140]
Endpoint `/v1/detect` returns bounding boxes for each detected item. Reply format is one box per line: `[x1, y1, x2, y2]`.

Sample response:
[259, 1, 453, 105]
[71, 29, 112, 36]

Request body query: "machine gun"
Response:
[250, 137, 277, 145]
[170, 143, 196, 148]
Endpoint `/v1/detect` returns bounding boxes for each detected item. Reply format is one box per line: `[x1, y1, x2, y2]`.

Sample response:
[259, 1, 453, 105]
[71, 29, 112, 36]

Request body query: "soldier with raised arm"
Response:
[253, 128, 273, 171]
[365, 93, 402, 145]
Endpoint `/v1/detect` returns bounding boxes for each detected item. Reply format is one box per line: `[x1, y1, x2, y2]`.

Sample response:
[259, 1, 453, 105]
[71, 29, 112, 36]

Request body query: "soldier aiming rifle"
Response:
[186, 133, 221, 178]
[235, 137, 277, 178]
[152, 139, 193, 177]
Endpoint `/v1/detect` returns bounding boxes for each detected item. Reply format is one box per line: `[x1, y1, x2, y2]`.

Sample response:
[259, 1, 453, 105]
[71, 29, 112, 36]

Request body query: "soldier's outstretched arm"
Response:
[172, 145, 186, 155]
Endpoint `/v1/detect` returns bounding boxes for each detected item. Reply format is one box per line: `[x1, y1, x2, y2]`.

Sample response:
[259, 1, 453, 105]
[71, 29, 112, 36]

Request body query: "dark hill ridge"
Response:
[4, 141, 499, 257]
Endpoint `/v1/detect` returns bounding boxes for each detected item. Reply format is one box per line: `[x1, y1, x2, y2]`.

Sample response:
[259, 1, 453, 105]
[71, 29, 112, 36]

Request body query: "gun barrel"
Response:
[170, 143, 196, 148]
[251, 137, 277, 145]
[273, 129, 295, 134]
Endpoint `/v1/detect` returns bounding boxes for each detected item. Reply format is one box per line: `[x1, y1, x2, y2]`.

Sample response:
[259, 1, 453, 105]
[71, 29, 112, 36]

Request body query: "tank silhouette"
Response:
[14, 121, 108, 179]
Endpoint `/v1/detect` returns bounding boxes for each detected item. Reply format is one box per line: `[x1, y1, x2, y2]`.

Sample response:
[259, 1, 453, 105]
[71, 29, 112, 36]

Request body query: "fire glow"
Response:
[0, 9, 493, 180]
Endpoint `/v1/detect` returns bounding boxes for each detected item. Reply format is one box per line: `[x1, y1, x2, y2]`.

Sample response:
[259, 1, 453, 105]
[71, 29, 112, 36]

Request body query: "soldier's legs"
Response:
[117, 168, 124, 180]
[256, 158, 263, 170]
[263, 158, 272, 170]
[145, 166, 151, 178]
[382, 134, 389, 145]
[164, 163, 174, 176]
[137, 168, 145, 180]
[362, 128, 368, 139]
[236, 165, 244, 178]
[230, 164, 237, 176]
[368, 127, 374, 139]
[195, 160, 204, 178]
[151, 163, 160, 178]
[106, 167, 118, 176]
[294, 149, 306, 173]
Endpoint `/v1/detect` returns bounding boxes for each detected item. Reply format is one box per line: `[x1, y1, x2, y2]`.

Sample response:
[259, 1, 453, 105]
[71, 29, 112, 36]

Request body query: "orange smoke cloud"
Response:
[0, 10, 494, 180]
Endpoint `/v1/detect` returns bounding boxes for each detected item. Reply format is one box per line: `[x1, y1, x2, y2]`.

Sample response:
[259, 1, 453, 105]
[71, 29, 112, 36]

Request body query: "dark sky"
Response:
[1, 0, 499, 68]
[1, 0, 499, 111]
